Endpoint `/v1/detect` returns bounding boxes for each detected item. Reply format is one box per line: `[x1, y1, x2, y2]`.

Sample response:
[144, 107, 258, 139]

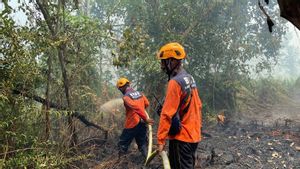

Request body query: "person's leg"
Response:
[178, 141, 198, 169]
[169, 140, 181, 169]
[134, 122, 148, 158]
[118, 128, 135, 157]
[169, 140, 198, 169]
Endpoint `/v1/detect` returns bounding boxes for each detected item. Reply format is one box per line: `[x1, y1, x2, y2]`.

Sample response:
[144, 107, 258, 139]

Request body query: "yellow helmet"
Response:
[116, 77, 130, 88]
[157, 42, 186, 60]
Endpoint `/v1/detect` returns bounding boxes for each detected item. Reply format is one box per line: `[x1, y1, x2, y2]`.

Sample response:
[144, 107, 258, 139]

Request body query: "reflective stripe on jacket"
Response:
[157, 69, 202, 145]
[123, 87, 149, 129]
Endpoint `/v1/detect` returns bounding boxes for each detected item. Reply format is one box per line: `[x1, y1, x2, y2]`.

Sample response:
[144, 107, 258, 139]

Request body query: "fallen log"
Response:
[12, 89, 109, 135]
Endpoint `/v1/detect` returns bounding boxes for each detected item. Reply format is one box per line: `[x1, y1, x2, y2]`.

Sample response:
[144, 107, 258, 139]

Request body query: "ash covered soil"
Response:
[91, 120, 300, 169]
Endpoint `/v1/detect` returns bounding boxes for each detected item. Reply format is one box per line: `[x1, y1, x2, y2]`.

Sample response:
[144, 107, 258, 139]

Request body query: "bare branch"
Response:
[35, 0, 55, 35]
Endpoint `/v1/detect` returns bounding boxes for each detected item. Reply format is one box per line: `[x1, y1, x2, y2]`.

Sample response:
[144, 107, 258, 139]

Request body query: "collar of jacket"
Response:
[124, 87, 134, 95]
[170, 68, 186, 79]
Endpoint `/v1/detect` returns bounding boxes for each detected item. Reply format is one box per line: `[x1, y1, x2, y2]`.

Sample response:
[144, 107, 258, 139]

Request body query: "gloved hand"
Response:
[157, 144, 164, 152]
[145, 118, 155, 125]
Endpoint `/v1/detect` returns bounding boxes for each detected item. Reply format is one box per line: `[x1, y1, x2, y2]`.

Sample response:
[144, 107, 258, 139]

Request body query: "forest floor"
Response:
[88, 120, 300, 169]
[83, 92, 300, 169]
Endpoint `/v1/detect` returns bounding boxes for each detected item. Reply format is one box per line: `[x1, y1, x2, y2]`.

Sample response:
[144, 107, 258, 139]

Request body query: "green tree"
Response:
[1, 0, 118, 167]
[91, 0, 287, 113]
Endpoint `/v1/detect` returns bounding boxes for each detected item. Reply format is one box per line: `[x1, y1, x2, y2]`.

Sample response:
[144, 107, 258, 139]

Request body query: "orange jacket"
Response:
[157, 72, 202, 145]
[123, 88, 149, 129]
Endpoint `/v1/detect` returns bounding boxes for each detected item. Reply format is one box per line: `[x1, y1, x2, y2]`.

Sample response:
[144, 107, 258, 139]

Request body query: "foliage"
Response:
[94, 0, 287, 114]
[0, 0, 293, 168]
[1, 1, 117, 168]
[0, 94, 84, 168]
[236, 76, 295, 116]
[254, 78, 290, 104]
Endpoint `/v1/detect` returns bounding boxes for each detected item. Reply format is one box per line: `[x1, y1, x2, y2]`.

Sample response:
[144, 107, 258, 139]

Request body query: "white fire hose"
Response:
[144, 111, 170, 169]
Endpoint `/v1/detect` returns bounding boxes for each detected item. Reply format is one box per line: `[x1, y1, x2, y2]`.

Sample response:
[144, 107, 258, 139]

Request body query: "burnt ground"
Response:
[85, 119, 300, 169]
[196, 121, 300, 169]
[78, 94, 300, 169]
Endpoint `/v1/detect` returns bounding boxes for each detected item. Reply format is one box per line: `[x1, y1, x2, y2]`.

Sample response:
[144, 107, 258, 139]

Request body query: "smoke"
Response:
[99, 98, 123, 116]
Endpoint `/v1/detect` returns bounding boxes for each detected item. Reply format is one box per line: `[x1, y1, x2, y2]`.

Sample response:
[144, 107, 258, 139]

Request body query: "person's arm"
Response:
[143, 95, 155, 125]
[157, 80, 182, 146]
[143, 95, 150, 108]
[195, 89, 202, 128]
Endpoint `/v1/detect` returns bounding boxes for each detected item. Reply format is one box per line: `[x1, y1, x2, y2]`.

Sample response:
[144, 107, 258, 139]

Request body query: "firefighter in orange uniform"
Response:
[116, 78, 154, 158]
[156, 42, 202, 169]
